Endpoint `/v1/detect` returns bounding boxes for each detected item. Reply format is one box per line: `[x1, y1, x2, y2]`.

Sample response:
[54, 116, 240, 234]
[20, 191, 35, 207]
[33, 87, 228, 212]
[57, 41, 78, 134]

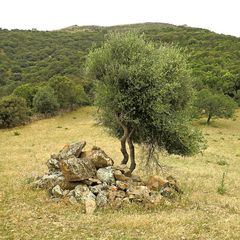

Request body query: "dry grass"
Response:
[0, 107, 240, 239]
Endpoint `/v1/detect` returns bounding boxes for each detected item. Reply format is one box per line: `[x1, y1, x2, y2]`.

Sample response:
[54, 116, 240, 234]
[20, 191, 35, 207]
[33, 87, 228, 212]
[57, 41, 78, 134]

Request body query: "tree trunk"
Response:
[115, 113, 129, 164]
[120, 126, 129, 164]
[127, 136, 136, 172]
[207, 113, 212, 125]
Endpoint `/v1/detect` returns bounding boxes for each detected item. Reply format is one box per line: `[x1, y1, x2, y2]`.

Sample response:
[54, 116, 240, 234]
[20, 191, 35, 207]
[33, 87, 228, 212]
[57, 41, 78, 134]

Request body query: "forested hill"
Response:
[0, 22, 240, 98]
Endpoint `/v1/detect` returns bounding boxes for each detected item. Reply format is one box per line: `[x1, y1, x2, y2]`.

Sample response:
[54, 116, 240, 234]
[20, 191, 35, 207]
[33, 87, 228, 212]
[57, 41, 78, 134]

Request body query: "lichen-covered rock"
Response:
[74, 184, 96, 202]
[58, 141, 86, 160]
[96, 191, 108, 207]
[97, 166, 115, 184]
[81, 147, 114, 169]
[127, 185, 151, 202]
[116, 180, 129, 191]
[89, 184, 104, 194]
[52, 185, 63, 198]
[147, 175, 168, 191]
[59, 156, 96, 181]
[113, 170, 129, 182]
[31, 173, 64, 189]
[47, 158, 60, 172]
[160, 187, 177, 199]
[113, 164, 131, 177]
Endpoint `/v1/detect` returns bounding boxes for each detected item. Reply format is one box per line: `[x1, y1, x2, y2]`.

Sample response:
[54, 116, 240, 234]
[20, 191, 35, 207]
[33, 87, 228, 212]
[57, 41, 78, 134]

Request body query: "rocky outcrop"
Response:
[59, 157, 97, 181]
[31, 141, 182, 214]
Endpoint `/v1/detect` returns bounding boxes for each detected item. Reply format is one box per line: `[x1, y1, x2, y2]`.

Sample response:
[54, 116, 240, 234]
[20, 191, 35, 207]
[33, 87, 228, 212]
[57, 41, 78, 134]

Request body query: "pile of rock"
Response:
[31, 141, 182, 214]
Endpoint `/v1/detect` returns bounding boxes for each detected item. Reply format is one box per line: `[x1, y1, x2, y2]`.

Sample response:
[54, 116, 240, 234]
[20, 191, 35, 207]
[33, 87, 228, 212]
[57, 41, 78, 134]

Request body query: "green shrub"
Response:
[33, 86, 59, 114]
[48, 76, 80, 109]
[13, 84, 38, 108]
[0, 95, 29, 128]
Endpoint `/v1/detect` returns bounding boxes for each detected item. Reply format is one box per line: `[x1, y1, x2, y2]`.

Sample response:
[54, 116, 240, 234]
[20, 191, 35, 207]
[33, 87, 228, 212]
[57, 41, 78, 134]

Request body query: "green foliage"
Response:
[217, 172, 226, 195]
[33, 86, 59, 114]
[86, 32, 205, 157]
[0, 95, 29, 128]
[12, 83, 38, 108]
[48, 76, 88, 109]
[0, 24, 239, 100]
[195, 88, 237, 124]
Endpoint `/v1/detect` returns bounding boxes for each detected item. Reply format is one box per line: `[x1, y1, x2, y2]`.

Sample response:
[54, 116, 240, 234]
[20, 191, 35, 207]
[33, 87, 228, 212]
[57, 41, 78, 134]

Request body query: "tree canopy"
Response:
[194, 88, 237, 124]
[86, 32, 205, 172]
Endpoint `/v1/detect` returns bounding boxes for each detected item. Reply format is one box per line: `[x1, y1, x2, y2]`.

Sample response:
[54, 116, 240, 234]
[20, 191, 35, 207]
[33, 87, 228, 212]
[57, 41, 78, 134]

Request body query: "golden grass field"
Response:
[0, 106, 240, 239]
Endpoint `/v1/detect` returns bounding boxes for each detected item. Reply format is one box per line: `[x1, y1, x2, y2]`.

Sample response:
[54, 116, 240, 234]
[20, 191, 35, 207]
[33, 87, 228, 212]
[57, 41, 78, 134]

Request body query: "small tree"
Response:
[195, 88, 237, 124]
[86, 32, 204, 172]
[48, 76, 80, 109]
[13, 83, 38, 108]
[33, 86, 59, 115]
[0, 95, 29, 128]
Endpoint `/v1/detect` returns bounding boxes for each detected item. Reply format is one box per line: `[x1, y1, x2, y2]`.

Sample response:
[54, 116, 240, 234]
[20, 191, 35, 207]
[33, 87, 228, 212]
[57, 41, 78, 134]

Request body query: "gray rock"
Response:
[52, 185, 63, 198]
[96, 191, 108, 207]
[160, 187, 177, 199]
[58, 141, 86, 160]
[69, 196, 78, 204]
[74, 184, 96, 202]
[59, 156, 96, 182]
[97, 166, 115, 185]
[113, 164, 131, 177]
[47, 158, 60, 172]
[31, 173, 64, 189]
[89, 184, 104, 194]
[116, 180, 129, 190]
[114, 170, 129, 182]
[80, 147, 114, 169]
[127, 185, 151, 202]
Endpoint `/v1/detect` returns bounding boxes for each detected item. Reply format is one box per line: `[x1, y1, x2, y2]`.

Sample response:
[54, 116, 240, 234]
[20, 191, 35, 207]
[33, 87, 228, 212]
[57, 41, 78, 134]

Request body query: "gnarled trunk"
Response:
[120, 125, 129, 164]
[127, 136, 136, 172]
[116, 113, 129, 164]
[207, 113, 212, 125]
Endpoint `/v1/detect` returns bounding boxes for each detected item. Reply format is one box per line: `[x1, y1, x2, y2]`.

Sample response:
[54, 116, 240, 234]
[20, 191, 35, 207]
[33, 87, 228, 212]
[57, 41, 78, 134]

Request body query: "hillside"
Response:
[1, 106, 240, 239]
[0, 22, 239, 98]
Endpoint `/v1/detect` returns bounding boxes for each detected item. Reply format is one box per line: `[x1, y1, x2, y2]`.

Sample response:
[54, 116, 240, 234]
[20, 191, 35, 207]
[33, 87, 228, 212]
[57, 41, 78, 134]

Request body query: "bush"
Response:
[0, 95, 29, 128]
[13, 83, 38, 108]
[195, 88, 237, 124]
[48, 76, 81, 109]
[33, 86, 59, 114]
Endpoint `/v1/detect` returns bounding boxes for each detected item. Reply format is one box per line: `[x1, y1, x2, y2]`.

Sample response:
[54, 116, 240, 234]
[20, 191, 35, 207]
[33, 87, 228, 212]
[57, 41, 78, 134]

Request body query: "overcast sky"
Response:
[1, 0, 239, 37]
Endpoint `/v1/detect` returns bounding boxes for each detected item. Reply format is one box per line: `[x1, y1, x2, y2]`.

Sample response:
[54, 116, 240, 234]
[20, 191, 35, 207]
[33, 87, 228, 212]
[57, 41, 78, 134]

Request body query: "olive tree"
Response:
[195, 88, 237, 124]
[86, 32, 204, 172]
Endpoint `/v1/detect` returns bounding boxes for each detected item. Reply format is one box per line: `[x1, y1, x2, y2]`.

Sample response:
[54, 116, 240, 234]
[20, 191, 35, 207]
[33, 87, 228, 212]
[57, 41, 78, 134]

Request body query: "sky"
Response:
[0, 0, 239, 37]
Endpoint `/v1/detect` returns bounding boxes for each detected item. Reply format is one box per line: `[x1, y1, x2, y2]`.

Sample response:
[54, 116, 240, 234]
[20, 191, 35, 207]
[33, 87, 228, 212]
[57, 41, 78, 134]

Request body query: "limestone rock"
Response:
[166, 175, 182, 193]
[89, 184, 104, 194]
[113, 170, 129, 182]
[74, 184, 96, 202]
[97, 166, 115, 184]
[58, 141, 86, 160]
[85, 198, 97, 214]
[52, 185, 63, 198]
[31, 173, 64, 189]
[147, 175, 168, 191]
[81, 147, 114, 169]
[160, 187, 177, 199]
[113, 164, 131, 177]
[69, 196, 78, 204]
[127, 185, 151, 202]
[96, 191, 108, 207]
[116, 180, 129, 191]
[47, 158, 60, 172]
[59, 156, 96, 181]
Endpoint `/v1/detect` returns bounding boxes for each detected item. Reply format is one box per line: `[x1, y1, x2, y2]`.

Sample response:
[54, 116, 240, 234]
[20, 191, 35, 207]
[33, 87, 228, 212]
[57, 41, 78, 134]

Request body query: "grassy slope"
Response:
[0, 107, 240, 239]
